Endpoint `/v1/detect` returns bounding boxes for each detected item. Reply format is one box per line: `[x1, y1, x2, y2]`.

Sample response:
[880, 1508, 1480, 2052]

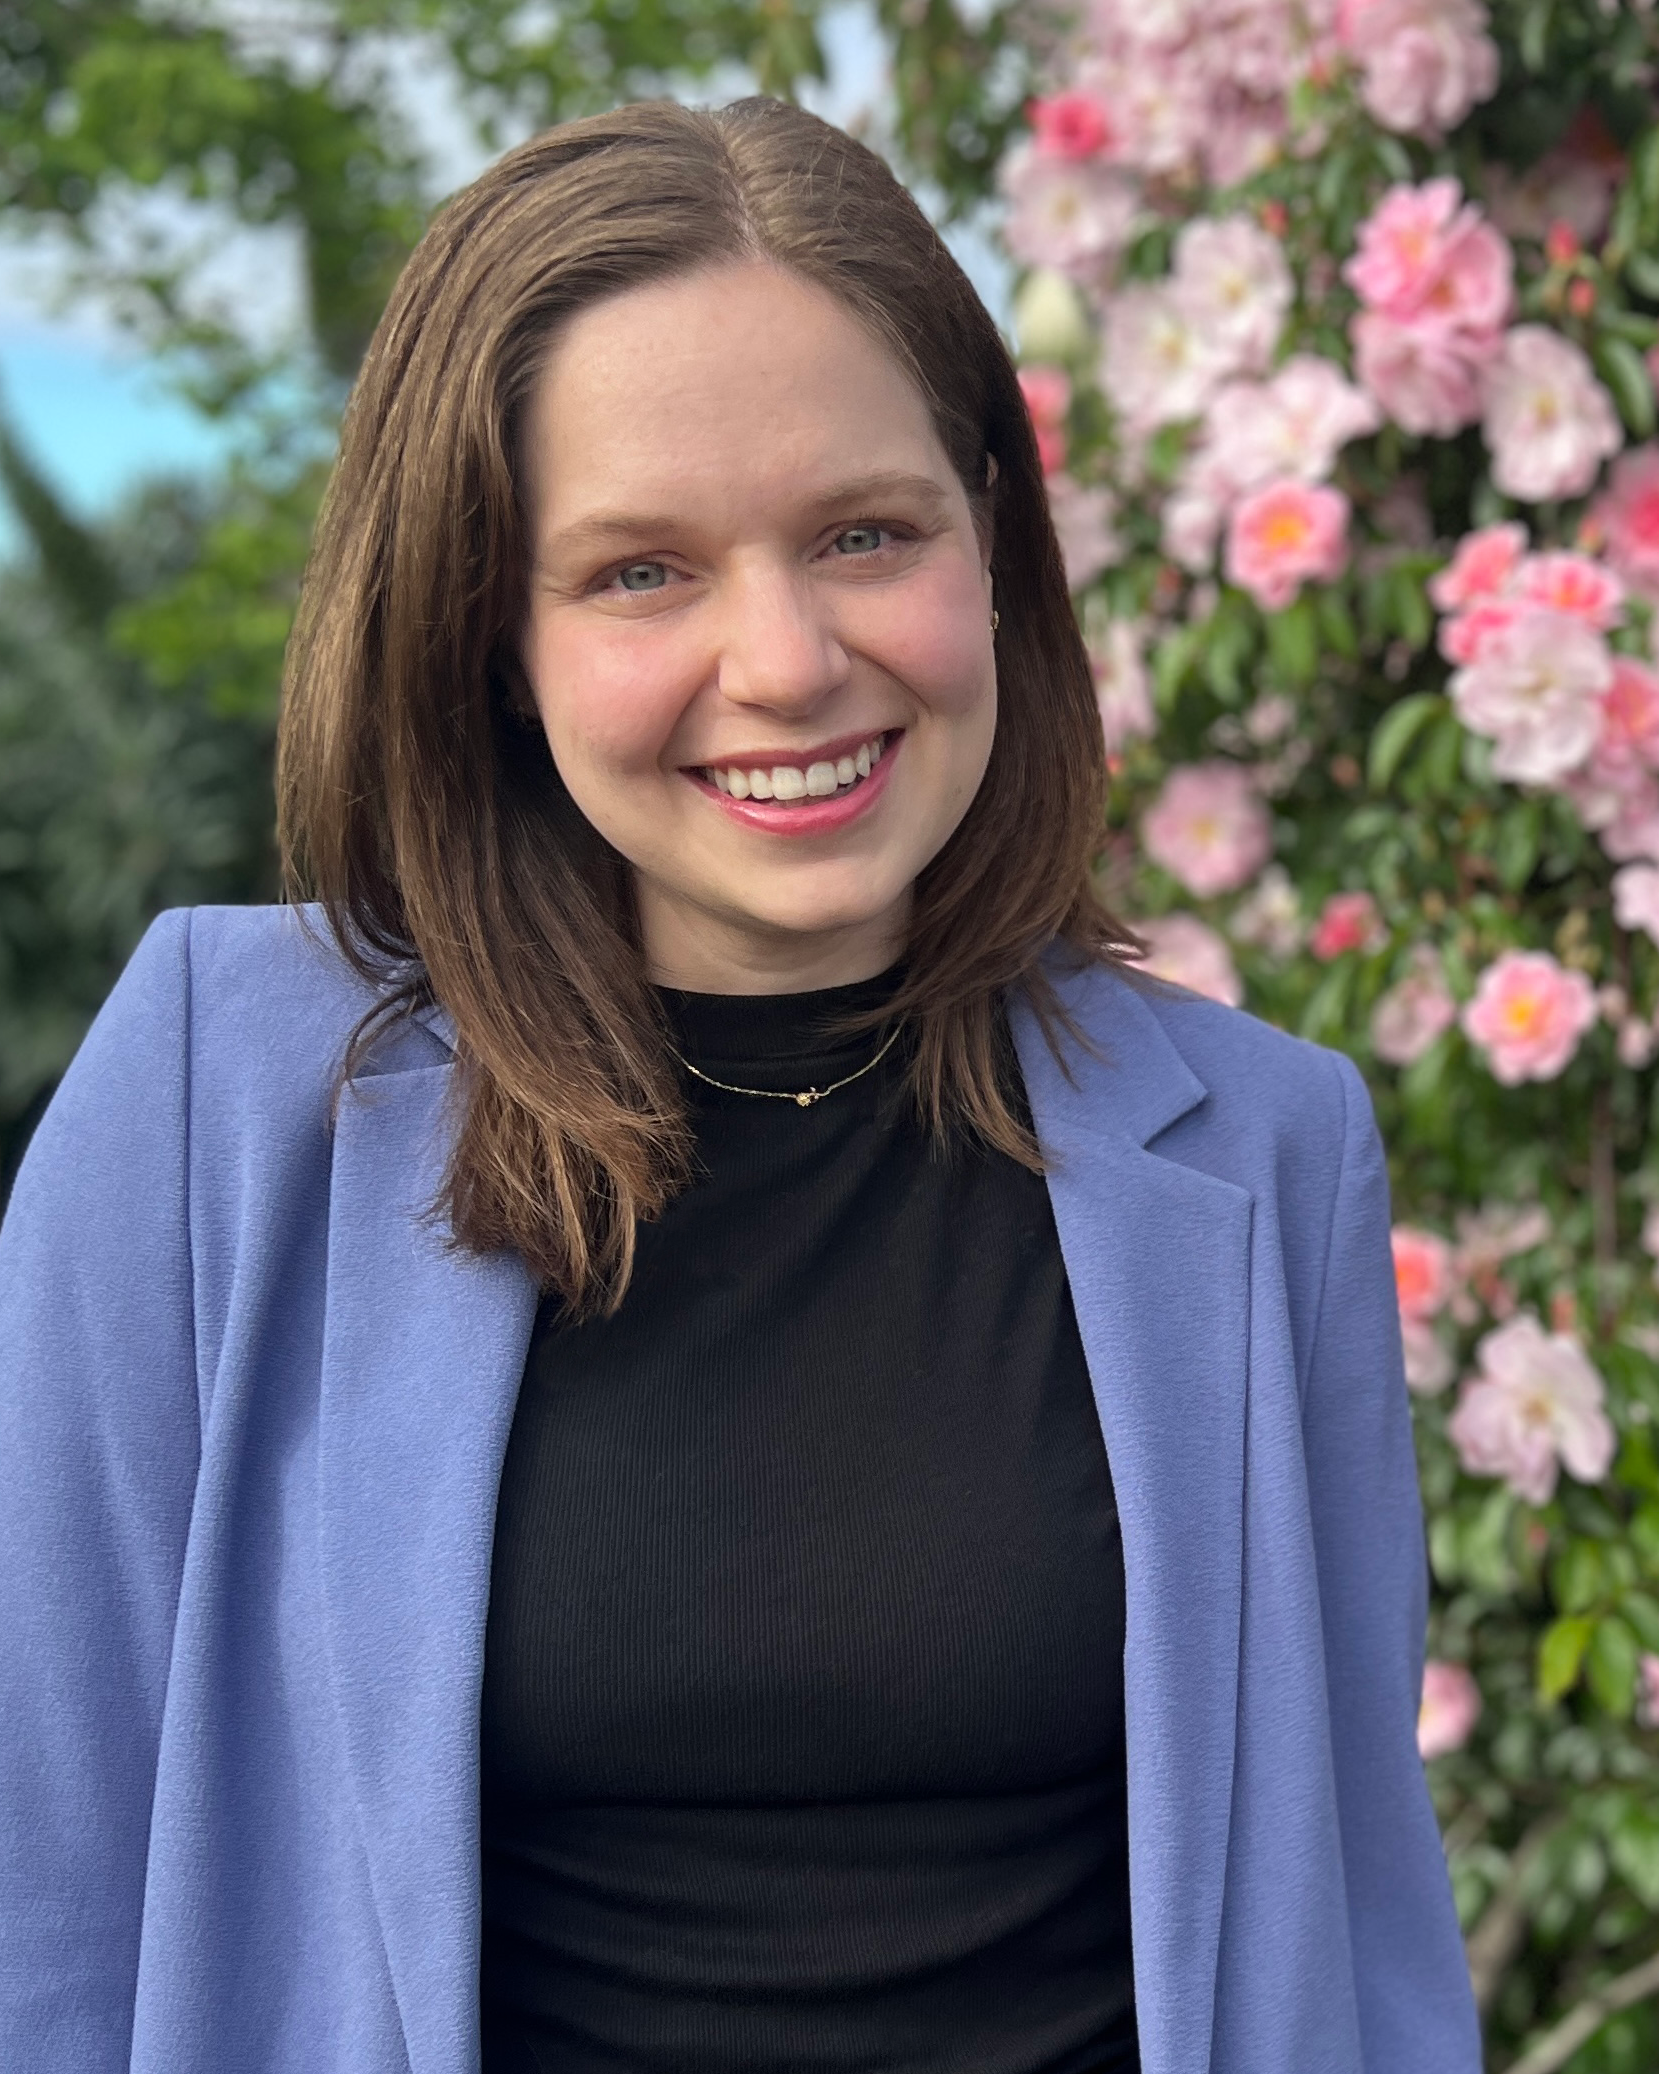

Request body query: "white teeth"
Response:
[705, 733, 890, 802]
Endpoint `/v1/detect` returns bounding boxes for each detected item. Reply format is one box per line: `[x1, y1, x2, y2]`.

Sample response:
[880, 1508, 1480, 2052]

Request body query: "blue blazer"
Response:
[0, 905, 1480, 2074]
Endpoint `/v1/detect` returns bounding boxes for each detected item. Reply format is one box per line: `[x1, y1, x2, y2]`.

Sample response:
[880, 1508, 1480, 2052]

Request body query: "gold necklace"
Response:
[671, 1021, 904, 1108]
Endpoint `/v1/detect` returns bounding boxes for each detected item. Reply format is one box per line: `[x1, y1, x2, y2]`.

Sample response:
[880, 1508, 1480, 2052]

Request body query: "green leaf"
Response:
[1539, 1613, 1596, 1702]
[1632, 1502, 1659, 1572]
[1611, 1812, 1659, 1910]
[1638, 125, 1659, 220]
[1621, 1589, 1659, 1651]
[1317, 588, 1359, 660]
[1368, 693, 1444, 791]
[1593, 333, 1657, 441]
[1264, 596, 1318, 689]
[1493, 803, 1543, 892]
[1587, 1615, 1641, 1717]
[1627, 250, 1659, 305]
[1552, 1539, 1609, 1616]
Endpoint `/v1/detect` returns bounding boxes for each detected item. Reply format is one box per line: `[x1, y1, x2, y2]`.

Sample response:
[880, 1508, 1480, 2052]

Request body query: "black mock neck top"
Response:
[478, 970, 1138, 2074]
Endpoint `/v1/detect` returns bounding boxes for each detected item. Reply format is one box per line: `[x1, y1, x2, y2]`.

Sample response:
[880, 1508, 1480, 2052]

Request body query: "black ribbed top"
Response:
[478, 970, 1137, 2074]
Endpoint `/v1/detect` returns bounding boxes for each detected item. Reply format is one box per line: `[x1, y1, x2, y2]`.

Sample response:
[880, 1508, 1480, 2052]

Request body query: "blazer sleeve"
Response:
[1303, 1051, 1483, 2073]
[0, 910, 201, 2073]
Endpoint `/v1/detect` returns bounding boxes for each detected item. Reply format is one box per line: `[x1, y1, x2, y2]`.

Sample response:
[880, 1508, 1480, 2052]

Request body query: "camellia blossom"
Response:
[1429, 521, 1527, 611]
[999, 143, 1141, 280]
[1418, 1660, 1483, 1759]
[1613, 863, 1659, 948]
[1028, 90, 1118, 161]
[1514, 550, 1624, 629]
[1171, 214, 1294, 376]
[1460, 949, 1598, 1085]
[1100, 281, 1227, 432]
[1224, 480, 1350, 610]
[1594, 657, 1659, 779]
[1353, 313, 1489, 437]
[1393, 1225, 1453, 1320]
[1310, 890, 1385, 960]
[1137, 912, 1244, 1006]
[1045, 473, 1123, 591]
[1344, 179, 1512, 334]
[1639, 1654, 1659, 1731]
[1204, 357, 1381, 496]
[1589, 444, 1659, 599]
[1019, 365, 1072, 475]
[1402, 1318, 1456, 1395]
[1090, 615, 1157, 753]
[1447, 1312, 1615, 1505]
[1481, 326, 1623, 504]
[1448, 607, 1611, 784]
[1142, 761, 1274, 898]
[1371, 946, 1458, 1065]
[1337, 0, 1499, 137]
[1228, 863, 1303, 959]
[1438, 593, 1526, 667]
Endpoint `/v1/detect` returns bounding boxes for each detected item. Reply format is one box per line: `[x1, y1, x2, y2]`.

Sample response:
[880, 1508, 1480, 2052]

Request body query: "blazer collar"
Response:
[323, 962, 1247, 2074]
[1012, 960, 1250, 2074]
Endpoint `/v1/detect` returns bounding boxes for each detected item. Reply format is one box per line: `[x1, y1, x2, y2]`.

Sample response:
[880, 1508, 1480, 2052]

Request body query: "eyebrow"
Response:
[540, 471, 956, 560]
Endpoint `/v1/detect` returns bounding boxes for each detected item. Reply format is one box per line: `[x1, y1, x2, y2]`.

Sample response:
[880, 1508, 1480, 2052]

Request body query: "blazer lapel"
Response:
[1013, 966, 1251, 2074]
[317, 1056, 538, 2074]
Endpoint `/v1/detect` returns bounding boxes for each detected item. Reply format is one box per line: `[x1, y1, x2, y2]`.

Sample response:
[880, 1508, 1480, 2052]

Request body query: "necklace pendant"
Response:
[796, 1090, 818, 1107]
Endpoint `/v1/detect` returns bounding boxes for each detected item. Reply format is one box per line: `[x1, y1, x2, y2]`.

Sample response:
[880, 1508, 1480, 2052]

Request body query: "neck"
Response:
[636, 885, 911, 996]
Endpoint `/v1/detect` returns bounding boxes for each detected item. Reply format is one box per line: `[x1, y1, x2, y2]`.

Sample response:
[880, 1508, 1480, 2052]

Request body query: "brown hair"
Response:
[278, 94, 1132, 1316]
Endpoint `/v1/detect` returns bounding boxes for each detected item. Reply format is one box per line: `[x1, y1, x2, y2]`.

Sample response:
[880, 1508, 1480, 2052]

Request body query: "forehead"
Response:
[523, 261, 954, 524]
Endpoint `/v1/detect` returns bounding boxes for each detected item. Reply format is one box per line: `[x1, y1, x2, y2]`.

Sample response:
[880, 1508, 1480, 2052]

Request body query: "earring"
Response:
[990, 609, 1000, 632]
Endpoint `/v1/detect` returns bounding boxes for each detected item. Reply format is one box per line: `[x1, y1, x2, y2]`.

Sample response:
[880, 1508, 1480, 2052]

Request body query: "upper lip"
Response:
[682, 727, 898, 772]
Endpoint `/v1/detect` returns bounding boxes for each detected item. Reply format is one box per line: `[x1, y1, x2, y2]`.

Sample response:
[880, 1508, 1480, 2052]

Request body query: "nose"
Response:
[712, 558, 852, 716]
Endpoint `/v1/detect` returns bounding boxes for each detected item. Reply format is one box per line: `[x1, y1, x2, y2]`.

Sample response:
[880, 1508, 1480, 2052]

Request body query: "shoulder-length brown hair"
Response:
[279, 93, 1132, 1316]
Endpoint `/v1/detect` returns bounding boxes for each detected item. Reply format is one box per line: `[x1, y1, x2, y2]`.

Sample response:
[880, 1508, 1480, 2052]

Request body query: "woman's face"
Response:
[520, 261, 998, 993]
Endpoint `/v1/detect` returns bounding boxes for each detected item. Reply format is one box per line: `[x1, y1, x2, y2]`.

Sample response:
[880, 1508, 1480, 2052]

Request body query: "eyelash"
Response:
[594, 520, 916, 597]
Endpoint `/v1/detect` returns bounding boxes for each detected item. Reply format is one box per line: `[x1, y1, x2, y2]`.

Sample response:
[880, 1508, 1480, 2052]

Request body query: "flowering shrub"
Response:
[999, 0, 1659, 2058]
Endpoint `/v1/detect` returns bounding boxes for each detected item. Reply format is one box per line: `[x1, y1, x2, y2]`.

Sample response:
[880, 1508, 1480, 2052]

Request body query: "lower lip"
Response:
[686, 736, 901, 836]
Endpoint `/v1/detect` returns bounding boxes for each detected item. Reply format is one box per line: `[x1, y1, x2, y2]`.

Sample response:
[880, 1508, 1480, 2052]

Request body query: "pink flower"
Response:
[1101, 281, 1227, 432]
[1337, 0, 1499, 137]
[1090, 615, 1156, 753]
[1595, 657, 1659, 776]
[1020, 365, 1072, 475]
[1402, 1317, 1457, 1395]
[1438, 592, 1526, 666]
[1514, 551, 1625, 629]
[1418, 1660, 1483, 1758]
[1137, 912, 1244, 1006]
[1228, 864, 1303, 959]
[1482, 327, 1623, 504]
[1344, 180, 1512, 334]
[1310, 890, 1385, 959]
[1172, 214, 1294, 377]
[1372, 946, 1458, 1064]
[1142, 761, 1274, 898]
[1205, 356, 1381, 493]
[1028, 91, 1118, 161]
[1448, 607, 1611, 784]
[1045, 473, 1122, 592]
[1589, 445, 1659, 599]
[1613, 863, 1659, 947]
[1353, 314, 1489, 437]
[1393, 1225, 1454, 1321]
[999, 143, 1141, 282]
[1639, 1654, 1659, 1731]
[1461, 949, 1598, 1084]
[1429, 521, 1527, 610]
[1224, 480, 1350, 610]
[1447, 1312, 1615, 1504]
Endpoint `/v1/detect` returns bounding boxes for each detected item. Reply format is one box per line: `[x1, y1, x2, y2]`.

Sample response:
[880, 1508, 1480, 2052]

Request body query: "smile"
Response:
[698, 732, 890, 804]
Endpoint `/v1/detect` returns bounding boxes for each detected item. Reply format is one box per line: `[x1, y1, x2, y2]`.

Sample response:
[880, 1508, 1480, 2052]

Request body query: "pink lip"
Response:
[685, 731, 902, 836]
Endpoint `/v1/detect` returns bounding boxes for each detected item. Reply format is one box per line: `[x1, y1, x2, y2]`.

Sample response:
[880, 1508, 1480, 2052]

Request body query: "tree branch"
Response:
[1466, 1815, 1564, 2015]
[1503, 1946, 1659, 2074]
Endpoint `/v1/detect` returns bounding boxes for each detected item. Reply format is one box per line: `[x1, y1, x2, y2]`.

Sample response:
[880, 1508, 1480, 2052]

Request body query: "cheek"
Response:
[525, 617, 698, 778]
[863, 566, 993, 718]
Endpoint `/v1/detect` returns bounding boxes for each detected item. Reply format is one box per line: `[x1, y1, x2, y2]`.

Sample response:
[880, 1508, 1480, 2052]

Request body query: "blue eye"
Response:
[616, 562, 668, 592]
[834, 526, 886, 555]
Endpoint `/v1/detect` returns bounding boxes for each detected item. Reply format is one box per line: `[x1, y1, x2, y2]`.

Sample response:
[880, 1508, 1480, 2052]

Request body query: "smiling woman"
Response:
[0, 96, 1479, 2074]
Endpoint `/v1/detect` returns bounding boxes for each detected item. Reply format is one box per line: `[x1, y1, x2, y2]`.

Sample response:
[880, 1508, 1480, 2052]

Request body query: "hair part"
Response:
[279, 95, 1135, 1318]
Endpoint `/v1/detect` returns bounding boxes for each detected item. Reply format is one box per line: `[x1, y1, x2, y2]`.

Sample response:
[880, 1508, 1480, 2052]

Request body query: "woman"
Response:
[0, 97, 1478, 2074]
